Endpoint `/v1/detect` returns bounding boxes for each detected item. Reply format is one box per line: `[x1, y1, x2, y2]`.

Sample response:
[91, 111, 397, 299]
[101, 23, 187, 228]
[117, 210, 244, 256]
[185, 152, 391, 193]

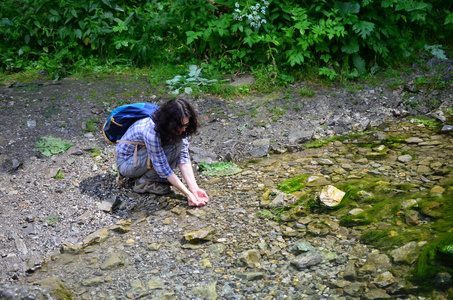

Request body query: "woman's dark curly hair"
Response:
[152, 98, 198, 145]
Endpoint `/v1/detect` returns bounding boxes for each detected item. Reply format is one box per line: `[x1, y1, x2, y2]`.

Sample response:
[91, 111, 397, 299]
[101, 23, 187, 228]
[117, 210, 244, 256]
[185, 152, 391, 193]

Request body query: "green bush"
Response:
[1, 0, 452, 77]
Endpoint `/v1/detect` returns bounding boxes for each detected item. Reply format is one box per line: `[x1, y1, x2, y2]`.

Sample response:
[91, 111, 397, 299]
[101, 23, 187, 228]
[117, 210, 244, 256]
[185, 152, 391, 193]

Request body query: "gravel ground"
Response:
[0, 62, 452, 299]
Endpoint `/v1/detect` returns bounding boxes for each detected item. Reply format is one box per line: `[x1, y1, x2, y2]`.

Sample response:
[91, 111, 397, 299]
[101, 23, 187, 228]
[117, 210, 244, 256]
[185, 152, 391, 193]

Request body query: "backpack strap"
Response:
[117, 140, 152, 169]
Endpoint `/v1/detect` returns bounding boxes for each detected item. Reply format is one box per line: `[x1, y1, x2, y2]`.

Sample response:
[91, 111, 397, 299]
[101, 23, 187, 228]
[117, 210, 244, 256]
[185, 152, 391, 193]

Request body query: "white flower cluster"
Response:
[233, 0, 269, 29]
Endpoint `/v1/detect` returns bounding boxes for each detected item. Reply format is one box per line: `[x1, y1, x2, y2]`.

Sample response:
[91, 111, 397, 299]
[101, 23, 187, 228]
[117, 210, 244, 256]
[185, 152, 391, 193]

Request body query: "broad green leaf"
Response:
[34, 136, 73, 157]
[199, 162, 242, 176]
[75, 29, 82, 39]
[381, 0, 396, 8]
[353, 21, 375, 39]
[445, 10, 453, 25]
[341, 39, 359, 54]
[334, 2, 360, 17]
[102, 0, 112, 8]
[352, 53, 366, 75]
[49, 9, 59, 16]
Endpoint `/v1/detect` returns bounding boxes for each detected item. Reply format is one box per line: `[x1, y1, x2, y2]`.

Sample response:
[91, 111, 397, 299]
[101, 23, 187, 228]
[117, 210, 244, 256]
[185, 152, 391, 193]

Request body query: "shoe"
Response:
[133, 181, 171, 195]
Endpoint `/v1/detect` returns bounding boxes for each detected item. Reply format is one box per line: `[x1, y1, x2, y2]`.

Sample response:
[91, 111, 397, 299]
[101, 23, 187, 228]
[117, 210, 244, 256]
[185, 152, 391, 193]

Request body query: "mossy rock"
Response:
[420, 202, 445, 218]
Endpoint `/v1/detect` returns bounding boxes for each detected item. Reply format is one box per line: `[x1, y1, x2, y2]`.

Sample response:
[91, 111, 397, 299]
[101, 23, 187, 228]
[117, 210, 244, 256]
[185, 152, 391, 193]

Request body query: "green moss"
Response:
[360, 228, 429, 250]
[408, 116, 441, 127]
[394, 183, 419, 191]
[412, 232, 453, 287]
[305, 140, 328, 148]
[277, 174, 311, 193]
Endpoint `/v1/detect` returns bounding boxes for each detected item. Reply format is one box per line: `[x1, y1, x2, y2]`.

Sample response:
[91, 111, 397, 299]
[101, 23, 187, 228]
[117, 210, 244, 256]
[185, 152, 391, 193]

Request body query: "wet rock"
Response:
[319, 185, 345, 207]
[397, 154, 413, 163]
[292, 241, 314, 254]
[421, 202, 444, 218]
[373, 271, 395, 287]
[405, 210, 420, 225]
[441, 125, 453, 132]
[190, 147, 217, 163]
[290, 252, 323, 269]
[238, 272, 265, 280]
[306, 175, 331, 187]
[344, 260, 357, 281]
[349, 208, 364, 215]
[343, 281, 365, 296]
[261, 189, 298, 208]
[430, 185, 445, 195]
[406, 137, 423, 143]
[390, 241, 419, 264]
[434, 272, 452, 288]
[364, 288, 391, 299]
[367, 252, 392, 272]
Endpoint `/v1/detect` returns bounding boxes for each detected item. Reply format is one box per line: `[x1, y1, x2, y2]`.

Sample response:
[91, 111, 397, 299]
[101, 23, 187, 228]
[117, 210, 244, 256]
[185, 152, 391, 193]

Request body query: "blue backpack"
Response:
[103, 102, 160, 144]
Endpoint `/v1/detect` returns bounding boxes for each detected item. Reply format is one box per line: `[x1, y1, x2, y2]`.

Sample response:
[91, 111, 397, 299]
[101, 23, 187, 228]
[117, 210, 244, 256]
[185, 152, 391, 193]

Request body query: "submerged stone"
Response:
[290, 252, 323, 269]
[373, 271, 395, 287]
[306, 175, 331, 187]
[390, 241, 419, 264]
[397, 154, 413, 163]
[261, 189, 298, 208]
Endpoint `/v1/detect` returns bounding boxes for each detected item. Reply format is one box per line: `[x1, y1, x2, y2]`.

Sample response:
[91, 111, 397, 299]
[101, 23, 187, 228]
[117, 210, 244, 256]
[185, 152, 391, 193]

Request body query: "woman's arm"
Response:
[177, 163, 209, 206]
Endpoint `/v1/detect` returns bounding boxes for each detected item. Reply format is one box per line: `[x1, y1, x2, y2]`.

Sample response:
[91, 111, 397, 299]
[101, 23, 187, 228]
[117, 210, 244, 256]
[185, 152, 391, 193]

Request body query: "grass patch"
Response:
[298, 87, 316, 97]
[84, 118, 100, 133]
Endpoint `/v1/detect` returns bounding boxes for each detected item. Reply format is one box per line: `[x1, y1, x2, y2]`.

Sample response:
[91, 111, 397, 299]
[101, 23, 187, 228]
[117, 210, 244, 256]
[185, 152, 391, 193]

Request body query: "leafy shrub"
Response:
[0, 0, 452, 77]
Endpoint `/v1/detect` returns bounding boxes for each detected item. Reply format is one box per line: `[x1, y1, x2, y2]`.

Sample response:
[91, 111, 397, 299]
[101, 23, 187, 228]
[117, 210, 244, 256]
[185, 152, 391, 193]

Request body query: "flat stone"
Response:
[397, 154, 413, 162]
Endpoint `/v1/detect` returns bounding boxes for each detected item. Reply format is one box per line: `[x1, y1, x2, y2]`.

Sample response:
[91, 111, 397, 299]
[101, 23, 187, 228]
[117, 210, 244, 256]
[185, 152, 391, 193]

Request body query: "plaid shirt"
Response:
[116, 117, 190, 178]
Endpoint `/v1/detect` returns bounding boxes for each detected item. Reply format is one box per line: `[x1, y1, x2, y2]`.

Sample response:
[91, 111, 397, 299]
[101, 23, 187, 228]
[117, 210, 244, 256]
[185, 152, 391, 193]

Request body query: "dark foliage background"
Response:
[1, 0, 452, 77]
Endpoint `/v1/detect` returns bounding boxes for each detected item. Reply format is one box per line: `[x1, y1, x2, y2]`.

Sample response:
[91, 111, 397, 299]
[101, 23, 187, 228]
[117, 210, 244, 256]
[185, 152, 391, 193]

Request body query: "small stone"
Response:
[148, 277, 164, 290]
[290, 252, 323, 269]
[237, 249, 261, 267]
[60, 241, 82, 254]
[397, 155, 412, 163]
[373, 271, 395, 287]
[82, 276, 105, 287]
[100, 251, 126, 270]
[83, 228, 110, 246]
[238, 272, 265, 281]
[183, 227, 216, 243]
[98, 201, 112, 212]
[430, 185, 445, 195]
